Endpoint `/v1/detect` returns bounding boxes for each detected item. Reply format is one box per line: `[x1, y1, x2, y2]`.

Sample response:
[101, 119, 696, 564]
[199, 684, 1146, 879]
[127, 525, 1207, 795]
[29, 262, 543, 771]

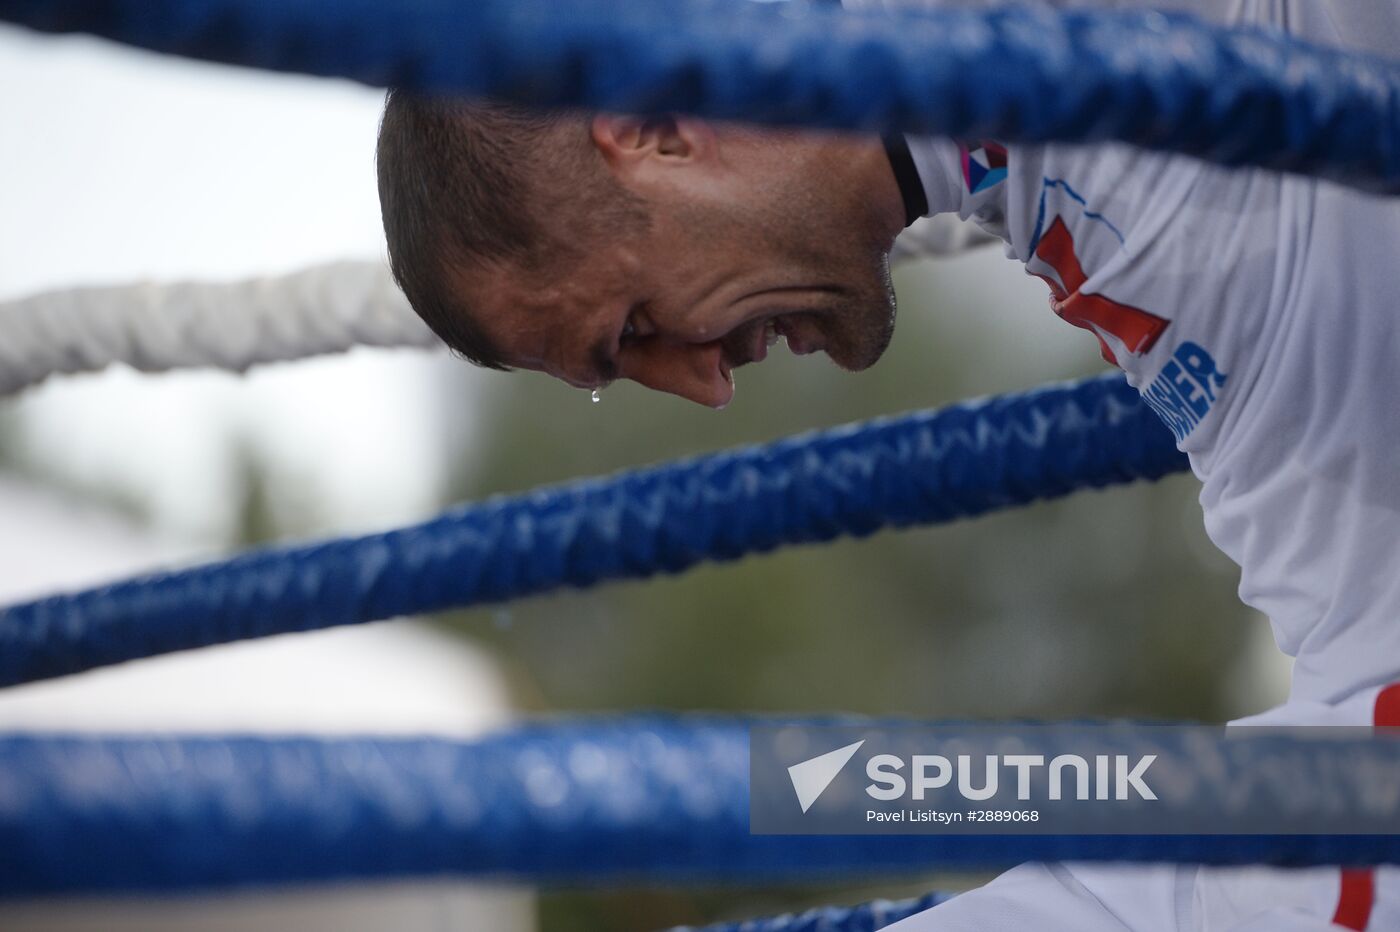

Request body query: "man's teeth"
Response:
[765, 320, 781, 347]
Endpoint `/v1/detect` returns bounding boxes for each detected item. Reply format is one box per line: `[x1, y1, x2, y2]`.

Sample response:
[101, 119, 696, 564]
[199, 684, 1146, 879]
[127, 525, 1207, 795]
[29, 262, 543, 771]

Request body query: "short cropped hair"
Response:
[376, 91, 647, 369]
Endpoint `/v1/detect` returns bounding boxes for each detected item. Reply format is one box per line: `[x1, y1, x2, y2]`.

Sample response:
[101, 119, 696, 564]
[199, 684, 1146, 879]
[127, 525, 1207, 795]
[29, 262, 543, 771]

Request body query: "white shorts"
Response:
[884, 683, 1400, 931]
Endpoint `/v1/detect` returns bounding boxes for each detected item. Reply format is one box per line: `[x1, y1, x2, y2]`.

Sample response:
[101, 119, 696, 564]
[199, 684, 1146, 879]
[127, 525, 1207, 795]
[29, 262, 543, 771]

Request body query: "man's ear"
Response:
[591, 114, 716, 174]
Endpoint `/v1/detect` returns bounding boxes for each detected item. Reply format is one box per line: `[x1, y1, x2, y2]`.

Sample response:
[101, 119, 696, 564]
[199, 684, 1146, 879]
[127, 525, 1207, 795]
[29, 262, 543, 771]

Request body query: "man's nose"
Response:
[618, 338, 735, 408]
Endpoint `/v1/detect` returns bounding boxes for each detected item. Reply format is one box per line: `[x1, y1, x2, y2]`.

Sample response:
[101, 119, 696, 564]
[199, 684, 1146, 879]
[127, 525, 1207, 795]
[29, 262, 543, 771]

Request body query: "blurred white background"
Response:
[0, 23, 484, 544]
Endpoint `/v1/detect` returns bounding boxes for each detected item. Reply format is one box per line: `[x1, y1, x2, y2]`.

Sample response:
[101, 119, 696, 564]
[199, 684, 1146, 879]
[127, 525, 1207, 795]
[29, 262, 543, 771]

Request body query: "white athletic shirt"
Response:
[897, 2, 1400, 704]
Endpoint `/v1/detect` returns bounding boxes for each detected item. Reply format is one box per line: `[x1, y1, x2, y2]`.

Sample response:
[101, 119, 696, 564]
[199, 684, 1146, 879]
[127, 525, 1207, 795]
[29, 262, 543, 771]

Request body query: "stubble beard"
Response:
[823, 261, 897, 372]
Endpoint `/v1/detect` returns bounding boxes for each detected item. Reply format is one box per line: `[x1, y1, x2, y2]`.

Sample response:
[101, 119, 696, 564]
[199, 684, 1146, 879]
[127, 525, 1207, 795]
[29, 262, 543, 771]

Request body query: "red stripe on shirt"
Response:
[1329, 683, 1400, 929]
[1333, 869, 1375, 930]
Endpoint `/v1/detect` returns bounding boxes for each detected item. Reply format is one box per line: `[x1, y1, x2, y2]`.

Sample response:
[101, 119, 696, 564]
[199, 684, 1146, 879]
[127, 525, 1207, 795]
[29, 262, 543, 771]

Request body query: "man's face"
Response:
[463, 119, 904, 407]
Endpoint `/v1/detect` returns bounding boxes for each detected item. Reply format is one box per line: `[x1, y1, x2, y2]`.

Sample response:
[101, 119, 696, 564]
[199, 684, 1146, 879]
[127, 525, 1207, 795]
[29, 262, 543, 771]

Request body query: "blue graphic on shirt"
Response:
[1029, 178, 1127, 254]
[1141, 342, 1228, 442]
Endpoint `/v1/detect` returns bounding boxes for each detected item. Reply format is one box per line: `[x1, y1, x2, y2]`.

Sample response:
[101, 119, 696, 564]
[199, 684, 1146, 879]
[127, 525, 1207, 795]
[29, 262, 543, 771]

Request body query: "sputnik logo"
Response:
[787, 740, 865, 813]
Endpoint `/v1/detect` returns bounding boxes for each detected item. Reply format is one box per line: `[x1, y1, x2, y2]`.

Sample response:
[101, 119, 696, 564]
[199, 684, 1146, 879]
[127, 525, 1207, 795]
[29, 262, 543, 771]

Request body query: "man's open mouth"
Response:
[750, 318, 782, 364]
[730, 315, 823, 369]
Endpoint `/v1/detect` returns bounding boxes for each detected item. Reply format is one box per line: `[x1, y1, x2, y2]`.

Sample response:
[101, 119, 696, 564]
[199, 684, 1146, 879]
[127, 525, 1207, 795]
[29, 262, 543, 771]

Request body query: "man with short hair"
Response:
[377, 100, 919, 407]
[376, 2, 1400, 928]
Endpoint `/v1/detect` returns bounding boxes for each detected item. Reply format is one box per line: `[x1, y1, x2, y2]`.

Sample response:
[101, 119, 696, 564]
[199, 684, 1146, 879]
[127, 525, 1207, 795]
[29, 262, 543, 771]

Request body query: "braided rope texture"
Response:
[665, 891, 951, 932]
[0, 375, 1187, 687]
[2, 0, 1400, 190]
[3, 719, 1398, 897]
[0, 262, 435, 397]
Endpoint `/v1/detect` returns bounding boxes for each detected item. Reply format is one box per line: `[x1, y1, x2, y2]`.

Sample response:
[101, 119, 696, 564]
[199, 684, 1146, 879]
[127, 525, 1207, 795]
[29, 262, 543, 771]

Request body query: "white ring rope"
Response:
[0, 216, 991, 397]
[0, 261, 437, 396]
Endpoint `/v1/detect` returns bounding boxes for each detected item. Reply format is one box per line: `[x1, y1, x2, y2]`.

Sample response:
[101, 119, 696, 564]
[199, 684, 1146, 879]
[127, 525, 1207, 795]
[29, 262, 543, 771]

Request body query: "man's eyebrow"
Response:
[588, 336, 619, 385]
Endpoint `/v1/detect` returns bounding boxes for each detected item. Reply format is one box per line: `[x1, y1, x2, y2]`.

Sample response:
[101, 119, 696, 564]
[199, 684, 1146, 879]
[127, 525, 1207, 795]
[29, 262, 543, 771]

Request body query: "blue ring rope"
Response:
[3, 0, 1400, 191]
[3, 718, 1398, 898]
[661, 891, 952, 932]
[0, 374, 1186, 687]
